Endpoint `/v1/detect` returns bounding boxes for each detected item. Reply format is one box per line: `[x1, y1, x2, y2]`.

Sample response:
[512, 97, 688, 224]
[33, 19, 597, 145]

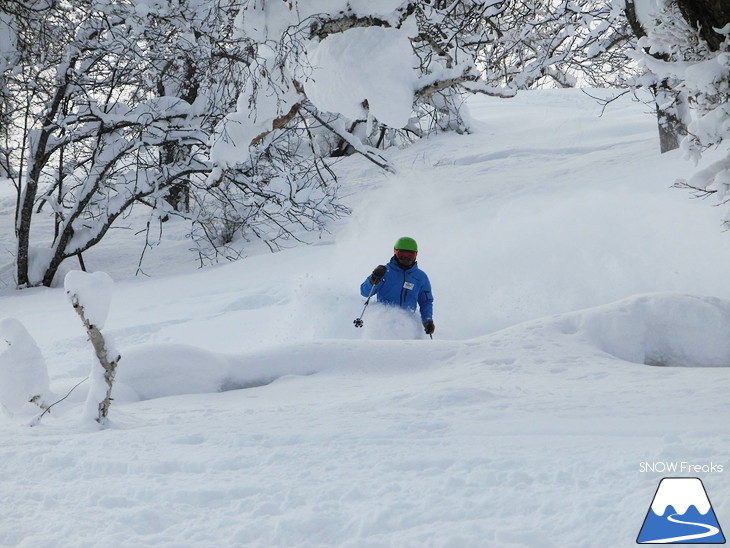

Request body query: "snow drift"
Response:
[0, 317, 51, 414]
[571, 293, 730, 367]
[109, 293, 730, 404]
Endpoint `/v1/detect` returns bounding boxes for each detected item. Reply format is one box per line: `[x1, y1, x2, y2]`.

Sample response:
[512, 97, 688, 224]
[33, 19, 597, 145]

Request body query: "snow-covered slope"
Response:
[0, 89, 728, 547]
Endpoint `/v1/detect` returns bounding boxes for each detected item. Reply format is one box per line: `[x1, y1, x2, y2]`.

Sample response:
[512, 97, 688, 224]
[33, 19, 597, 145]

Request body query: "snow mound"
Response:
[559, 293, 730, 367]
[111, 335, 459, 402]
[0, 317, 51, 413]
[114, 343, 230, 401]
[112, 293, 730, 403]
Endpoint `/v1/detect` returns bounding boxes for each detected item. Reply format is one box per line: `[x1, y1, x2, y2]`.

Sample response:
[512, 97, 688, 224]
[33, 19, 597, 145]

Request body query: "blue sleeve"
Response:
[361, 276, 379, 297]
[418, 274, 433, 322]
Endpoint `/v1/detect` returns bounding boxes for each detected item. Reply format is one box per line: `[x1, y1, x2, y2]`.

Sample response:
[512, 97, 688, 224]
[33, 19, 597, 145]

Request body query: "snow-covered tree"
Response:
[210, 1, 516, 172]
[7, 0, 211, 287]
[3, 0, 668, 287]
[623, 0, 730, 219]
[215, 0, 638, 164]
[475, 0, 633, 89]
[4, 0, 345, 287]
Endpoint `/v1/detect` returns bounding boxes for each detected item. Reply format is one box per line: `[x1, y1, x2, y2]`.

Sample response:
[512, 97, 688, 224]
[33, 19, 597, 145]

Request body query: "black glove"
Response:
[371, 265, 387, 284]
[423, 320, 435, 335]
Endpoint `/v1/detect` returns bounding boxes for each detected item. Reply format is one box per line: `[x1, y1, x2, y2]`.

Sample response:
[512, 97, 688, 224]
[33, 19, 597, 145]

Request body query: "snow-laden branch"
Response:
[308, 2, 418, 40]
[301, 104, 395, 173]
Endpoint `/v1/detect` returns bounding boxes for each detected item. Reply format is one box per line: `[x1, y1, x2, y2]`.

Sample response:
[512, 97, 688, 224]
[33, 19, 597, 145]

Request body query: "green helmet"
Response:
[394, 236, 418, 252]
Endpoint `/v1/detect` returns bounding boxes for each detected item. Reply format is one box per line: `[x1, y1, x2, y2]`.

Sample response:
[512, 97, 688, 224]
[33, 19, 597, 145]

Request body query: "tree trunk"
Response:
[16, 64, 73, 287]
[161, 141, 192, 214]
[675, 0, 730, 52]
[624, 1, 687, 153]
[69, 295, 120, 424]
[15, 178, 35, 287]
[160, 55, 198, 215]
[653, 82, 686, 154]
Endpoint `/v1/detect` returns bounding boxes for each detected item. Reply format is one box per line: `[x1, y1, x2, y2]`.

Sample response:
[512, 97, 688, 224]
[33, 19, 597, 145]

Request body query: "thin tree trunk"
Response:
[69, 295, 120, 424]
[16, 65, 74, 287]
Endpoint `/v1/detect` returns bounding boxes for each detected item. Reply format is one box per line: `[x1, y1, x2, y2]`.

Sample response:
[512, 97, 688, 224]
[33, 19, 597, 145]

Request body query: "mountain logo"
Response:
[637, 477, 725, 544]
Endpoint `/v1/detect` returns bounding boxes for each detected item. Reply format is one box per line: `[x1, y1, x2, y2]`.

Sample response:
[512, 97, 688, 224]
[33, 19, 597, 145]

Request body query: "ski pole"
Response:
[354, 281, 377, 328]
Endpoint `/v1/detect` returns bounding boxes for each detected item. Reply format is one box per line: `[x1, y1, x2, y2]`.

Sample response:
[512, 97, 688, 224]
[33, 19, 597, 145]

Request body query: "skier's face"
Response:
[394, 249, 417, 266]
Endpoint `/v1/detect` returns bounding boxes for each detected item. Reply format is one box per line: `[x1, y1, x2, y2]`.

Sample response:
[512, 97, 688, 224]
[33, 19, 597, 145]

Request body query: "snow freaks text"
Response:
[639, 462, 724, 474]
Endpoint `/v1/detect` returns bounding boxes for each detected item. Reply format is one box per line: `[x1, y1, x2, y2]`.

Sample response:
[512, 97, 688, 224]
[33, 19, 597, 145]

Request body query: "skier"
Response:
[360, 236, 435, 336]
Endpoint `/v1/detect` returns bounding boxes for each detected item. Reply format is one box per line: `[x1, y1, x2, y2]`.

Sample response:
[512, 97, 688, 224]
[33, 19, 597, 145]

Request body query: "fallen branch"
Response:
[29, 377, 89, 427]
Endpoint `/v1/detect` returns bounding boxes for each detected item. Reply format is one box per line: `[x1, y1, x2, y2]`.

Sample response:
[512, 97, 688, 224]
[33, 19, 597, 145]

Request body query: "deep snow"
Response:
[0, 89, 729, 547]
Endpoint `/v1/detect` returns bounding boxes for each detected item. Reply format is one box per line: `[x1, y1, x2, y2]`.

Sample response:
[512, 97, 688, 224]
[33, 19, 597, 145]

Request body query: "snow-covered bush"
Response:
[0, 317, 51, 416]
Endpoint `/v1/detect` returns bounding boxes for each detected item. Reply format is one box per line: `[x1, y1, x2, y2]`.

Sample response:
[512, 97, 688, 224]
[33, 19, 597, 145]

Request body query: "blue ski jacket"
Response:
[360, 257, 433, 322]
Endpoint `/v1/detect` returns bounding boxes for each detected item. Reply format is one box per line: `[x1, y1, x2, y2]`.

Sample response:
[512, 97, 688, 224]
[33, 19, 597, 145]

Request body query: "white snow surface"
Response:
[1, 89, 729, 547]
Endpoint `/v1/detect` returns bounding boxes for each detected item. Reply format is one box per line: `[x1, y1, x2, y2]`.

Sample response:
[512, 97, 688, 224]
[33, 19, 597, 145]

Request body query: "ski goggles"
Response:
[394, 249, 417, 261]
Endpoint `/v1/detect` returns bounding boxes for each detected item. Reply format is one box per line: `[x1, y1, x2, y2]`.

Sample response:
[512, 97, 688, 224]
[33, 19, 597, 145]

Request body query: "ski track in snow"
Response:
[0, 89, 729, 547]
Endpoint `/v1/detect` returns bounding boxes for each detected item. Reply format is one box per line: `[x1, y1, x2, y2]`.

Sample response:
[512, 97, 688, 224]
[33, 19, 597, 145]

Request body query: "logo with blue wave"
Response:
[637, 477, 725, 544]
